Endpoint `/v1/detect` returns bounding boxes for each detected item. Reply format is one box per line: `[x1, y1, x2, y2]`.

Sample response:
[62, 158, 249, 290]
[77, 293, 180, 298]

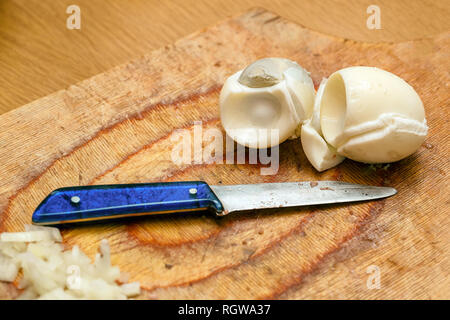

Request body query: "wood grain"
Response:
[1, 0, 449, 114]
[0, 8, 449, 299]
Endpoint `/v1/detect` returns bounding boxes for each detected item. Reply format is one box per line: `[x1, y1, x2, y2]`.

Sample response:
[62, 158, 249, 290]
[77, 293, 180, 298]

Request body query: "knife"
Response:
[31, 181, 396, 225]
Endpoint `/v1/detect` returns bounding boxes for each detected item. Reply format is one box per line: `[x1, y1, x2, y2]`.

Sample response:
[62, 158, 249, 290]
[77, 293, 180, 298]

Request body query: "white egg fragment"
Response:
[320, 66, 428, 163]
[301, 79, 345, 171]
[220, 58, 315, 148]
[0, 226, 141, 300]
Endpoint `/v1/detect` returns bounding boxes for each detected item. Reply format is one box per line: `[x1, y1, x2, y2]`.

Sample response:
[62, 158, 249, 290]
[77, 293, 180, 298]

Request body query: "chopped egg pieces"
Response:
[0, 226, 141, 300]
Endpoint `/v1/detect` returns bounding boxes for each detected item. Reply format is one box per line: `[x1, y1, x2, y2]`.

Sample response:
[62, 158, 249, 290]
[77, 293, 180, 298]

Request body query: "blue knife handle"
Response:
[32, 181, 224, 225]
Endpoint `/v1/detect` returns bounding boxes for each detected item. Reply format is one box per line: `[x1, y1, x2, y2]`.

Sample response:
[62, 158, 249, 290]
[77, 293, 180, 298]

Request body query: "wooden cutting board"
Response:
[0, 8, 448, 299]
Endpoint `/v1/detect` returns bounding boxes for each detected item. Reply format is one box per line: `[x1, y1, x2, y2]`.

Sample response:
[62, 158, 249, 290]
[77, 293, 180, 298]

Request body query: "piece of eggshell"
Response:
[301, 78, 345, 171]
[320, 66, 428, 163]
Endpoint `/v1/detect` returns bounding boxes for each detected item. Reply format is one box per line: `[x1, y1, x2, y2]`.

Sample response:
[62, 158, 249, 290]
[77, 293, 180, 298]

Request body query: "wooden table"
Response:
[1, 0, 449, 114]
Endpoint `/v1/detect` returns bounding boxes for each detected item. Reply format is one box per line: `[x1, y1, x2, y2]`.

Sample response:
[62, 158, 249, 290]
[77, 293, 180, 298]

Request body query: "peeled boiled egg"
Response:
[220, 58, 315, 148]
[301, 79, 345, 171]
[319, 66, 428, 163]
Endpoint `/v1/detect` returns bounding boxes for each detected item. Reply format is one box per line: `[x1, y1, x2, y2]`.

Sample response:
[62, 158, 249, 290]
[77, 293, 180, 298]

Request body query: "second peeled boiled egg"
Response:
[319, 66, 428, 163]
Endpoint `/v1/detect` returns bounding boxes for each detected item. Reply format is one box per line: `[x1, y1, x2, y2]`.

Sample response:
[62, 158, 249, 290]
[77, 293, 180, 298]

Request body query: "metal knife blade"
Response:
[210, 181, 397, 215]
